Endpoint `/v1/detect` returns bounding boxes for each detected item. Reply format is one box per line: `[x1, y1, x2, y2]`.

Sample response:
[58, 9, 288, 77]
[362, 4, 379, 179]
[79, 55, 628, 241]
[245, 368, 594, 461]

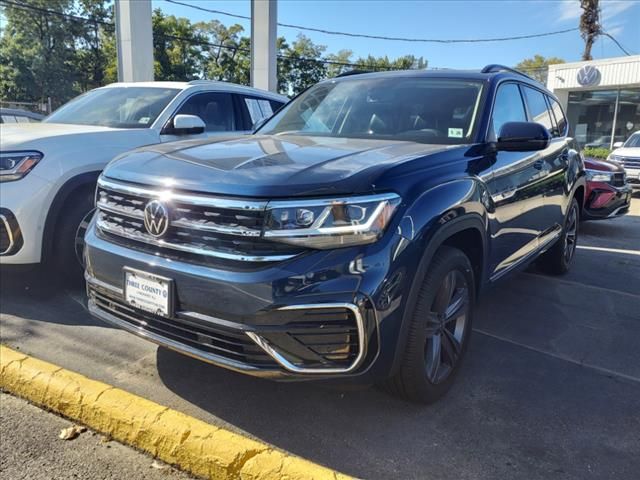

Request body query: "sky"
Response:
[153, 0, 640, 68]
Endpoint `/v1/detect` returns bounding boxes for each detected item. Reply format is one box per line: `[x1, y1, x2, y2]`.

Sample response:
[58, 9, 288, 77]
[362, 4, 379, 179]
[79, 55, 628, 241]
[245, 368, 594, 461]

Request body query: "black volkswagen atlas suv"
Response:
[85, 66, 585, 403]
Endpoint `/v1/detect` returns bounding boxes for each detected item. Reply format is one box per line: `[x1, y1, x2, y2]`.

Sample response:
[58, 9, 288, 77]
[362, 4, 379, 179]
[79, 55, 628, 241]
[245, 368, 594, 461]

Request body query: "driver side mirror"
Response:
[613, 141, 624, 149]
[497, 122, 551, 152]
[168, 114, 205, 135]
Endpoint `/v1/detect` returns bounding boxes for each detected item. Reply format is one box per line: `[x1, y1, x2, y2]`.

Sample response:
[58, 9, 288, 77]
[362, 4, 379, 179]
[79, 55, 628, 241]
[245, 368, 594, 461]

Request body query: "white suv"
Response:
[608, 131, 640, 190]
[0, 81, 287, 275]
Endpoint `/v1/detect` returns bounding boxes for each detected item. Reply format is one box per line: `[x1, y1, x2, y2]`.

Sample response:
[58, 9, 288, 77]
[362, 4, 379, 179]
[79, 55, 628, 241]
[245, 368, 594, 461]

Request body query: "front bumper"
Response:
[583, 181, 632, 220]
[623, 168, 640, 190]
[84, 222, 407, 382]
[0, 174, 53, 264]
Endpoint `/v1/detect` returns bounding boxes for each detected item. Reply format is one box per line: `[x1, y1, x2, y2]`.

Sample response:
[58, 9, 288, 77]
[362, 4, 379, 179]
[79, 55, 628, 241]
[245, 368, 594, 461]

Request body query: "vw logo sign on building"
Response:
[143, 200, 170, 237]
[576, 65, 601, 87]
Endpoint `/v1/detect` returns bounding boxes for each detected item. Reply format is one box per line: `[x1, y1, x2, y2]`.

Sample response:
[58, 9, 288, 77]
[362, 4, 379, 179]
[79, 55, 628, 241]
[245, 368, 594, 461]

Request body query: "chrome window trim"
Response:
[0, 214, 14, 255]
[96, 216, 295, 262]
[97, 177, 268, 211]
[246, 302, 367, 374]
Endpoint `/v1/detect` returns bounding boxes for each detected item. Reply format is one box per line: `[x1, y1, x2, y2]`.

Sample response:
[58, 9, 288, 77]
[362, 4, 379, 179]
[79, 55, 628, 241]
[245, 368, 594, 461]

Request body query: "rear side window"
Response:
[547, 97, 567, 137]
[522, 86, 554, 133]
[492, 83, 527, 137]
[239, 95, 284, 129]
[175, 92, 235, 132]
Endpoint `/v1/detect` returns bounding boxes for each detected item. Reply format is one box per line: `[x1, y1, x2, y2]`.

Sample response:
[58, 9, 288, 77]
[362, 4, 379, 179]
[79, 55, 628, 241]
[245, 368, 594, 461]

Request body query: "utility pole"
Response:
[580, 0, 601, 61]
[251, 0, 278, 92]
[115, 0, 154, 82]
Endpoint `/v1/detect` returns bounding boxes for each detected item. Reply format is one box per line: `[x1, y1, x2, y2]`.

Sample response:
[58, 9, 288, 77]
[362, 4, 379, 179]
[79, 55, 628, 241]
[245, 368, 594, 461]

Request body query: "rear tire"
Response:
[384, 246, 475, 404]
[49, 189, 94, 283]
[537, 198, 579, 275]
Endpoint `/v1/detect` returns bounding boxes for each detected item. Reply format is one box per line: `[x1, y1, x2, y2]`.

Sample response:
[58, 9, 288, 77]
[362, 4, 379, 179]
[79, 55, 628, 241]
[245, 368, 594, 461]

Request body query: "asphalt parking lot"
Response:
[2, 196, 639, 480]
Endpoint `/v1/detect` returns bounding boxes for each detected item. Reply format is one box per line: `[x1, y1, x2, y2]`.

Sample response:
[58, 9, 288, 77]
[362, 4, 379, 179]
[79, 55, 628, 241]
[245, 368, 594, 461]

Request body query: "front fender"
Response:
[384, 178, 490, 376]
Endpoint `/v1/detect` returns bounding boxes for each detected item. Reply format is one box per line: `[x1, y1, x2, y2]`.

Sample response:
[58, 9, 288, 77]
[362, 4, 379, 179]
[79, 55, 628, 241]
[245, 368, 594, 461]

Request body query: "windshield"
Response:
[45, 87, 179, 128]
[259, 77, 484, 144]
[623, 133, 640, 148]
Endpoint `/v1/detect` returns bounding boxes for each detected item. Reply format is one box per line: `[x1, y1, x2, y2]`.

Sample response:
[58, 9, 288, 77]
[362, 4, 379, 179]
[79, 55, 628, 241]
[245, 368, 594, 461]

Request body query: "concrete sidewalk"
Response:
[0, 392, 191, 480]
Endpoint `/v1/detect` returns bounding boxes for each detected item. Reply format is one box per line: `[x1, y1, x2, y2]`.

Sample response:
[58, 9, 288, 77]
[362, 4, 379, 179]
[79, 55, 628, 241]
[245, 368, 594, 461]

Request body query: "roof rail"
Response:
[336, 69, 374, 78]
[187, 79, 219, 85]
[481, 64, 538, 83]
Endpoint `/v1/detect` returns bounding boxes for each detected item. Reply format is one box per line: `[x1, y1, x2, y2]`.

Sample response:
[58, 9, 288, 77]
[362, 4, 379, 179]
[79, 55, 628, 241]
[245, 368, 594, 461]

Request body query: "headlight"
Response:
[264, 193, 401, 249]
[585, 169, 613, 183]
[0, 151, 43, 182]
[607, 154, 622, 163]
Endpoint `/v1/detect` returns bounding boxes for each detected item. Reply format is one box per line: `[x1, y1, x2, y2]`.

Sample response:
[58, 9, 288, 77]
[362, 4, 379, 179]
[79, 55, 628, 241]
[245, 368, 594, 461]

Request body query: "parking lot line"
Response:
[473, 328, 640, 384]
[520, 271, 640, 301]
[576, 245, 640, 256]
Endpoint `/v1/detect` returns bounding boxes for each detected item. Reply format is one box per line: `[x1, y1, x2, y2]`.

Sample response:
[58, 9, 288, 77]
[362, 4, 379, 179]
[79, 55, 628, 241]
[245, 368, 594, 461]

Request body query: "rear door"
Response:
[521, 86, 570, 237]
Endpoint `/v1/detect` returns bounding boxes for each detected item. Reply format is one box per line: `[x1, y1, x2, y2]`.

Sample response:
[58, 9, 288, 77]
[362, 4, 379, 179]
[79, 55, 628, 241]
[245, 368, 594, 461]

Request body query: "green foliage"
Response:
[515, 55, 565, 83]
[582, 147, 611, 159]
[0, 0, 429, 103]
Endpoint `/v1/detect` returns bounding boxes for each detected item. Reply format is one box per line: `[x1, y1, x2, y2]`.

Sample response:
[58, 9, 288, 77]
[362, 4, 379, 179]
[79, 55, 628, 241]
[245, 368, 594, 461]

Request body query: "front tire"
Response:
[384, 246, 474, 404]
[50, 189, 94, 282]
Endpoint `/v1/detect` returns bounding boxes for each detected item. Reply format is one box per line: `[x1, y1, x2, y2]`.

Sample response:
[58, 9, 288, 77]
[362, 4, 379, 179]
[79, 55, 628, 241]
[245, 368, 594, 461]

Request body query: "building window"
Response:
[567, 88, 640, 149]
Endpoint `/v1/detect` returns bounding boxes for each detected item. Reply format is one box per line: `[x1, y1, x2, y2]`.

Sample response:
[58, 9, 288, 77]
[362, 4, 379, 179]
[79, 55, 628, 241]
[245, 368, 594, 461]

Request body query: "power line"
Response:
[165, 0, 579, 44]
[0, 0, 577, 75]
[0, 0, 398, 71]
[600, 32, 633, 56]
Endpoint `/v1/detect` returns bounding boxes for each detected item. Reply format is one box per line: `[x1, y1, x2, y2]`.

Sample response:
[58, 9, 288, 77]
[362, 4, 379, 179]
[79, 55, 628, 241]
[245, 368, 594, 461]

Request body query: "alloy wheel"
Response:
[424, 269, 470, 384]
[564, 205, 578, 263]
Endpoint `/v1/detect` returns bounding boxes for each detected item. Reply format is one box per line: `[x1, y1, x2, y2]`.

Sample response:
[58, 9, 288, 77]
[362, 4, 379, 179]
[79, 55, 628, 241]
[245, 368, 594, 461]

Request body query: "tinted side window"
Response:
[176, 92, 235, 132]
[522, 86, 554, 132]
[239, 95, 283, 129]
[547, 97, 567, 137]
[492, 83, 527, 136]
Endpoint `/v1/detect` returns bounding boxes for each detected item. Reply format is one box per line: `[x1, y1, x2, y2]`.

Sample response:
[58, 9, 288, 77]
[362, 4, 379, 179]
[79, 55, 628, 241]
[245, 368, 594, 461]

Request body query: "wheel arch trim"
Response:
[41, 171, 101, 263]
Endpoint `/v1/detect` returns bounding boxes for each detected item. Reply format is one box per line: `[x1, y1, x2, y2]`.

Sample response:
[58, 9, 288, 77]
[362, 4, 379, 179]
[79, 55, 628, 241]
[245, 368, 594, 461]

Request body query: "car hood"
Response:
[0, 122, 156, 151]
[103, 134, 456, 197]
[612, 147, 640, 157]
[584, 157, 625, 173]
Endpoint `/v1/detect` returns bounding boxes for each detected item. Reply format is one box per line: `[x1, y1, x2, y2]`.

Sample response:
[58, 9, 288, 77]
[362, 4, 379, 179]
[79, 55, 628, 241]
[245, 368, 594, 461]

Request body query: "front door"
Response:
[485, 82, 551, 280]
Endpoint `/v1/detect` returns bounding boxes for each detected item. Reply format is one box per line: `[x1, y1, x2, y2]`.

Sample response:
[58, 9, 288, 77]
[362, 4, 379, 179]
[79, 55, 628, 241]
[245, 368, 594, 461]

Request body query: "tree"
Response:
[196, 21, 250, 84]
[73, 0, 114, 91]
[152, 9, 205, 81]
[580, 0, 601, 61]
[0, 0, 78, 108]
[279, 34, 328, 95]
[515, 55, 565, 83]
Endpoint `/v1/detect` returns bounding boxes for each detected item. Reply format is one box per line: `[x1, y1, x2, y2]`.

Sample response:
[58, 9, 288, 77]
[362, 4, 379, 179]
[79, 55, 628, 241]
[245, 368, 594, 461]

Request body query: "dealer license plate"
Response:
[124, 268, 172, 317]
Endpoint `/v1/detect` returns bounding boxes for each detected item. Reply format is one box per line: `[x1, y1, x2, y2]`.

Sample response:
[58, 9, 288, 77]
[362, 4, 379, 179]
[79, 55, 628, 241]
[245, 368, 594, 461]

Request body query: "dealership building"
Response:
[546, 55, 640, 149]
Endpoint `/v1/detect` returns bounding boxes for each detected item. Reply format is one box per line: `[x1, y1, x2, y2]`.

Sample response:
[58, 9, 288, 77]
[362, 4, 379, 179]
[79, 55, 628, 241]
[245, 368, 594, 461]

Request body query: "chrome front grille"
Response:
[95, 177, 302, 263]
[620, 156, 640, 169]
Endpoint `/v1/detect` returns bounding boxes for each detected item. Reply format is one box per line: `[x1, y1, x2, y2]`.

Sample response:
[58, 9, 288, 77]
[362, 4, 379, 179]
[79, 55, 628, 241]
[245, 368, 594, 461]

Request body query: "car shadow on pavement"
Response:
[0, 268, 114, 329]
[155, 331, 640, 480]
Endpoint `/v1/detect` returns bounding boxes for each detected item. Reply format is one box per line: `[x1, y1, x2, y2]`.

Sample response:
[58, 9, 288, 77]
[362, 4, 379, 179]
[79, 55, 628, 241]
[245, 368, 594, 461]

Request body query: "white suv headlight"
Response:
[0, 151, 44, 182]
[264, 193, 401, 249]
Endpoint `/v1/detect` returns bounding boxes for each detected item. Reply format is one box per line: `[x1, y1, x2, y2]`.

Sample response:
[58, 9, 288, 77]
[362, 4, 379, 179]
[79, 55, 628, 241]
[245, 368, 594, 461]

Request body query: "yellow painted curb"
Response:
[0, 345, 352, 480]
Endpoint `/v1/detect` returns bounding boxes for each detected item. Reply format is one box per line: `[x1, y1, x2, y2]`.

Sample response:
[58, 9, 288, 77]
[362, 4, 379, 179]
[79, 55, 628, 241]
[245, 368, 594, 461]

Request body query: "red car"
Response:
[582, 157, 632, 220]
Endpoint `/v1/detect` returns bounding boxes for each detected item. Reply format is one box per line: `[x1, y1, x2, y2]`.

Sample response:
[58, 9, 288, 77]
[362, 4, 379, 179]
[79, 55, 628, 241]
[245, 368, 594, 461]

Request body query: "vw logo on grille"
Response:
[143, 200, 170, 238]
